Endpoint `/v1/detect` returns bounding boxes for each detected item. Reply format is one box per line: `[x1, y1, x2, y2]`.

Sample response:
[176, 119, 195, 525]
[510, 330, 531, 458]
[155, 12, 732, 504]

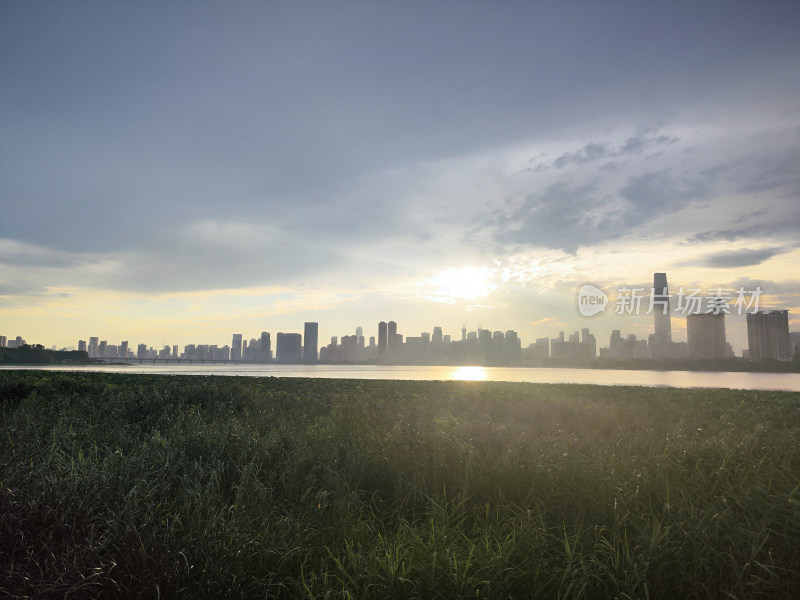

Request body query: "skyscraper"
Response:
[260, 331, 271, 362]
[378, 321, 387, 360]
[651, 272, 673, 359]
[303, 322, 318, 363]
[388, 321, 397, 356]
[231, 333, 243, 360]
[687, 313, 727, 358]
[653, 273, 672, 342]
[747, 310, 791, 360]
[276, 332, 302, 363]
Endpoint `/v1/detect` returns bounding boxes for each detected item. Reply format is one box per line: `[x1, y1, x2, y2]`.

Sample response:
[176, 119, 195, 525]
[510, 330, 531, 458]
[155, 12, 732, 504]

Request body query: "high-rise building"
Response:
[687, 313, 728, 358]
[89, 336, 99, 357]
[137, 343, 147, 358]
[581, 328, 596, 360]
[231, 334, 243, 361]
[303, 322, 318, 363]
[276, 332, 302, 363]
[651, 272, 672, 359]
[388, 321, 398, 356]
[0, 335, 6, 347]
[378, 321, 388, 360]
[77, 340, 87, 352]
[120, 341, 129, 358]
[747, 310, 791, 360]
[432, 326, 443, 345]
[789, 332, 800, 359]
[260, 331, 271, 362]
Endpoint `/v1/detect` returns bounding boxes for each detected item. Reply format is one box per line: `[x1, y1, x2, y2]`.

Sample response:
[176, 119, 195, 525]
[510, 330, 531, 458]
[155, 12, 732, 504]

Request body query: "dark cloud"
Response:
[615, 169, 710, 227]
[553, 143, 612, 169]
[689, 208, 800, 244]
[693, 247, 789, 268]
[534, 133, 680, 172]
[491, 168, 712, 252]
[492, 182, 603, 253]
[619, 133, 678, 156]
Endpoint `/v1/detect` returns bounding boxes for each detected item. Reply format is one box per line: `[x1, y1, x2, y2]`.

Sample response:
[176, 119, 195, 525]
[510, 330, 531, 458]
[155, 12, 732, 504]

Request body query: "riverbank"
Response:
[2, 371, 798, 598]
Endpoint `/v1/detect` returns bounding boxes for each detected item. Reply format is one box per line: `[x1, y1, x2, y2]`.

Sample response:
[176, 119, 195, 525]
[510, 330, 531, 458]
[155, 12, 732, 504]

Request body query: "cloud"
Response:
[492, 182, 604, 253]
[693, 247, 788, 268]
[533, 132, 679, 171]
[488, 166, 712, 253]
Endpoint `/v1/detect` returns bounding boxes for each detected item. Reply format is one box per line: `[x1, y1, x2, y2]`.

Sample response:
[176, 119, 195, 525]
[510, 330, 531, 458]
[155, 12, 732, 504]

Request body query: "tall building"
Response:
[303, 322, 318, 363]
[747, 310, 791, 360]
[88, 336, 99, 357]
[120, 341, 129, 358]
[651, 272, 672, 359]
[260, 331, 271, 362]
[581, 328, 596, 360]
[378, 321, 387, 360]
[687, 313, 728, 358]
[387, 321, 397, 356]
[77, 340, 87, 352]
[0, 335, 6, 347]
[789, 332, 800, 359]
[231, 333, 243, 361]
[276, 332, 302, 363]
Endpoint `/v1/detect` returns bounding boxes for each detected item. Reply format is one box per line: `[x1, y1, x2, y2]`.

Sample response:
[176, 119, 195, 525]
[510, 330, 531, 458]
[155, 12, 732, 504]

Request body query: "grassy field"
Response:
[1, 371, 798, 599]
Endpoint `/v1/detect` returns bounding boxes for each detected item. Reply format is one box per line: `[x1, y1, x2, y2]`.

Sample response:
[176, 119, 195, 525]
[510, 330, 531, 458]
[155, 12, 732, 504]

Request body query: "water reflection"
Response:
[448, 366, 487, 381]
[4, 364, 800, 391]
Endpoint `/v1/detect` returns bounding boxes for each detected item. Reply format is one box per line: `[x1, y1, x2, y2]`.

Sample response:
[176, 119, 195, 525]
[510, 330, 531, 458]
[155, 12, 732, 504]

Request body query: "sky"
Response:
[2, 1, 800, 354]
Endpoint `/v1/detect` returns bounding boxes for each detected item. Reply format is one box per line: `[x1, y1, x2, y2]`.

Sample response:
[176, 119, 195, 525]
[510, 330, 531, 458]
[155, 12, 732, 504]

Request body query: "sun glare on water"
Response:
[449, 366, 487, 381]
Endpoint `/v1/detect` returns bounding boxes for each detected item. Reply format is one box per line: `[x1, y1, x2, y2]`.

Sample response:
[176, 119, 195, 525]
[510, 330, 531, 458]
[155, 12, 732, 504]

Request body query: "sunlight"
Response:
[427, 266, 498, 303]
[448, 366, 487, 381]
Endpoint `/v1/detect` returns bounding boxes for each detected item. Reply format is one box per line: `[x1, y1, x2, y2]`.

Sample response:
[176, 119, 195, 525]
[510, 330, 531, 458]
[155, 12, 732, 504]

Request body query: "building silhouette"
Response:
[276, 332, 302, 363]
[303, 322, 318, 363]
[387, 321, 398, 357]
[687, 313, 729, 358]
[651, 272, 672, 359]
[231, 334, 243, 360]
[747, 310, 791, 360]
[378, 321, 387, 360]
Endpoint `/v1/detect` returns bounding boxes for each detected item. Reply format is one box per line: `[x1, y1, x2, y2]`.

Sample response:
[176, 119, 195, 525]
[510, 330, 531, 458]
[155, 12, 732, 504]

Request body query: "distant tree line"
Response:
[592, 355, 800, 373]
[0, 345, 92, 365]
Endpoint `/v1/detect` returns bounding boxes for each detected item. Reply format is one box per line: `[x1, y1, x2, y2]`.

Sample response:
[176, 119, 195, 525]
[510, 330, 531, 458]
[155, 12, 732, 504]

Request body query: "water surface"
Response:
[4, 364, 800, 391]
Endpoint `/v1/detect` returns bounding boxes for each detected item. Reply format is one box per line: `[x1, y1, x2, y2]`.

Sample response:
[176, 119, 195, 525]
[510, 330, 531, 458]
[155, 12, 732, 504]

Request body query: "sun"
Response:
[427, 266, 498, 302]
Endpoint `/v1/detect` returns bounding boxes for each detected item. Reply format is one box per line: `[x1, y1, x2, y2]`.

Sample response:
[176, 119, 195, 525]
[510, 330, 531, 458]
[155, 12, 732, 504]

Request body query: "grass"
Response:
[1, 370, 798, 599]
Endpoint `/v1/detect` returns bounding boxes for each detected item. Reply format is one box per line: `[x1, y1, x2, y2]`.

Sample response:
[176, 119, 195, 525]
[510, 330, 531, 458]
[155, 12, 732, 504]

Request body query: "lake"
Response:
[4, 363, 800, 391]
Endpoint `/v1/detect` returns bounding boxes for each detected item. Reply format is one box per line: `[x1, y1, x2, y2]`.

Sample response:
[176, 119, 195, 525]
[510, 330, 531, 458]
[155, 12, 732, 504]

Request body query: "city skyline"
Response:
[2, 3, 799, 354]
[4, 291, 795, 363]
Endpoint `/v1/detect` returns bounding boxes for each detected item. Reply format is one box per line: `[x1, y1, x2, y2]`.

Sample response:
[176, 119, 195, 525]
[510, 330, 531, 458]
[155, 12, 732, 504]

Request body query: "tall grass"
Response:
[1, 371, 798, 598]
